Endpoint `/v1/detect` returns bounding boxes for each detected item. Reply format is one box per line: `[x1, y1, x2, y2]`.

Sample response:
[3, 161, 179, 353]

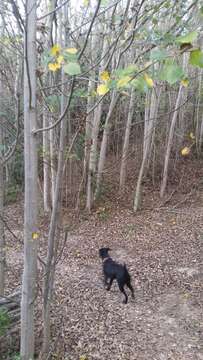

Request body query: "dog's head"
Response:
[99, 247, 111, 259]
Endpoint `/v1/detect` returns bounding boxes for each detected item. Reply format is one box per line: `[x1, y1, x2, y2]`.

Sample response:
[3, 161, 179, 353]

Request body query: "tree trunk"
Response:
[86, 20, 108, 212]
[42, 3, 69, 356]
[49, 126, 57, 205]
[43, 0, 58, 212]
[195, 69, 203, 154]
[119, 88, 136, 192]
[20, 0, 38, 358]
[160, 85, 183, 198]
[43, 106, 51, 212]
[76, 33, 97, 210]
[134, 85, 161, 211]
[94, 90, 118, 199]
[0, 119, 5, 296]
[0, 15, 5, 298]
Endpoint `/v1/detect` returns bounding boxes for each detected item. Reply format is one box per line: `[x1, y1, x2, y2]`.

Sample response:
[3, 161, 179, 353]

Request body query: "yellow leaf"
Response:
[182, 292, 190, 299]
[97, 84, 109, 95]
[100, 70, 110, 82]
[117, 76, 131, 88]
[57, 55, 64, 64]
[80, 356, 88, 360]
[189, 132, 195, 140]
[144, 73, 154, 87]
[90, 90, 97, 96]
[66, 47, 78, 54]
[181, 79, 189, 87]
[50, 44, 61, 56]
[181, 147, 190, 156]
[48, 62, 61, 72]
[83, 0, 89, 5]
[32, 232, 39, 240]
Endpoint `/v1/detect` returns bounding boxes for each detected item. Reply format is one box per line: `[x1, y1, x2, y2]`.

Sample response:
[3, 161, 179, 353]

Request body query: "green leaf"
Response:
[64, 62, 81, 75]
[63, 52, 78, 62]
[164, 1, 171, 8]
[163, 33, 176, 45]
[176, 31, 198, 44]
[152, 18, 158, 25]
[114, 65, 138, 78]
[159, 63, 184, 84]
[175, 16, 181, 23]
[131, 77, 148, 93]
[150, 49, 168, 61]
[189, 49, 203, 68]
[117, 76, 132, 88]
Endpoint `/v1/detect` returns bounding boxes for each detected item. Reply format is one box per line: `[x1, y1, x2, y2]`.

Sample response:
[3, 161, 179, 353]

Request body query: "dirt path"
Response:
[51, 206, 202, 359]
[3, 203, 203, 359]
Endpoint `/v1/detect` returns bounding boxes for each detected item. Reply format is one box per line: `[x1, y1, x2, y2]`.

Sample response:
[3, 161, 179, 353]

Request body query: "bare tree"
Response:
[42, 2, 70, 356]
[134, 83, 161, 211]
[119, 88, 136, 192]
[0, 104, 5, 296]
[160, 84, 184, 198]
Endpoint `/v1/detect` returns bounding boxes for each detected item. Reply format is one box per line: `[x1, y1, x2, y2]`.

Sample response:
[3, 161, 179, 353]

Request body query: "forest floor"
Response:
[2, 161, 203, 360]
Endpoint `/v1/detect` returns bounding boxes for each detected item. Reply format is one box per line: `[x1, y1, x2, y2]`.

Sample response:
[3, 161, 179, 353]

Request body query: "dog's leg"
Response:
[126, 280, 135, 299]
[118, 284, 128, 304]
[103, 273, 108, 286]
[106, 277, 114, 291]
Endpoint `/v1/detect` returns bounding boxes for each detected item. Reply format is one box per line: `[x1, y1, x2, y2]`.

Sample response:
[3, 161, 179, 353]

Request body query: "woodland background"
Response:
[0, 0, 203, 359]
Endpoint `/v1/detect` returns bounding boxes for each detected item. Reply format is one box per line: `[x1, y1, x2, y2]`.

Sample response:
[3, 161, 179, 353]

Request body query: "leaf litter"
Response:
[2, 193, 203, 359]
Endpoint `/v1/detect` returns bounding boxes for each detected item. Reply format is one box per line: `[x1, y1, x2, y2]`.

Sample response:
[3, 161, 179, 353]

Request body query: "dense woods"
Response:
[0, 0, 203, 359]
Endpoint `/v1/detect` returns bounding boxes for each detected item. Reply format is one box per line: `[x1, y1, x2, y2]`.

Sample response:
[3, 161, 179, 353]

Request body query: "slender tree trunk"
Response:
[20, 0, 38, 358]
[42, 3, 69, 356]
[94, 90, 118, 199]
[119, 88, 136, 192]
[198, 112, 203, 152]
[86, 21, 108, 211]
[134, 85, 160, 211]
[76, 33, 96, 210]
[42, 83, 67, 360]
[0, 121, 5, 296]
[0, 12, 5, 298]
[160, 85, 183, 198]
[160, 52, 188, 197]
[195, 69, 203, 153]
[49, 126, 57, 205]
[43, 107, 51, 212]
[43, 0, 59, 211]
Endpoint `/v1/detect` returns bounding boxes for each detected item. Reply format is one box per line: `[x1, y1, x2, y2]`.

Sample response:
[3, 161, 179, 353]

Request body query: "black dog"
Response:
[99, 247, 134, 304]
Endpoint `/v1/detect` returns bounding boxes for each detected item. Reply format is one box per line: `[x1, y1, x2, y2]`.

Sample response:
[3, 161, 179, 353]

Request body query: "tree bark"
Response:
[119, 88, 136, 192]
[160, 85, 183, 198]
[42, 2, 69, 356]
[134, 85, 161, 211]
[0, 117, 5, 296]
[86, 19, 108, 212]
[20, 0, 38, 358]
[94, 90, 118, 199]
